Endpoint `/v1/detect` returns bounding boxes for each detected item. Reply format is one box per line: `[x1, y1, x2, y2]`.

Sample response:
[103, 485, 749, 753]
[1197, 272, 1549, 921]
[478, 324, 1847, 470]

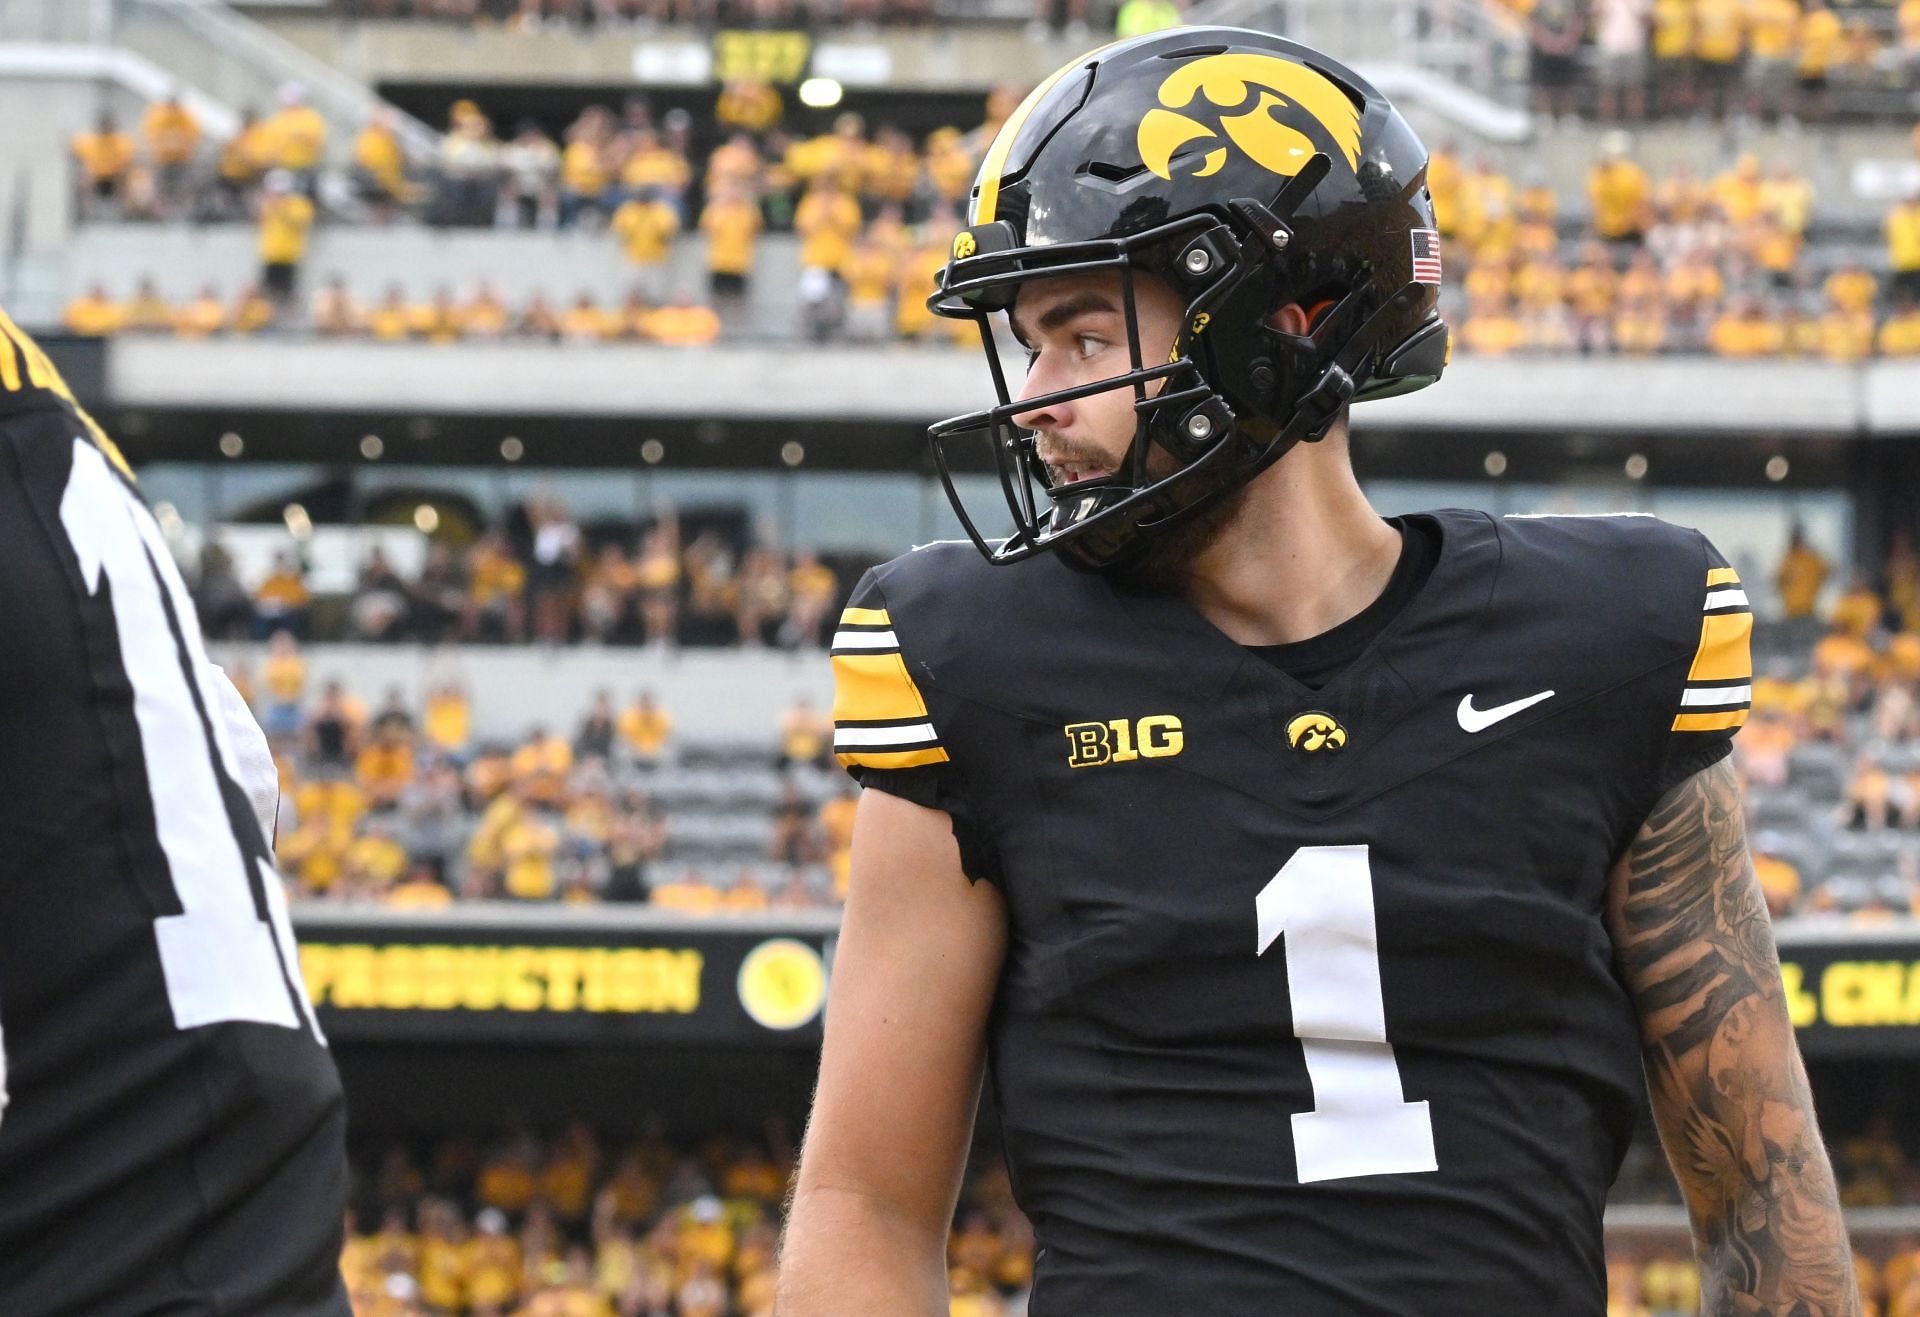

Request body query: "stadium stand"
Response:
[325, 1110, 1920, 1316]
[11, 4, 1920, 1314]
[45, 75, 1920, 356]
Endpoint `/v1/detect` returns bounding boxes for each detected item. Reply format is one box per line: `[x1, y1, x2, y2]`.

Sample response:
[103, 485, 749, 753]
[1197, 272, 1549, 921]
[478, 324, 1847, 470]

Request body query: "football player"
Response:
[780, 30, 1856, 1315]
[0, 310, 350, 1315]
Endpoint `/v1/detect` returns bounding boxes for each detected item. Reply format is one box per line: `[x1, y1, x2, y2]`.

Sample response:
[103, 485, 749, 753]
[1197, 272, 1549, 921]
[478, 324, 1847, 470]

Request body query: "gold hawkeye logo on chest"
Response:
[1286, 711, 1347, 754]
[1064, 715, 1184, 768]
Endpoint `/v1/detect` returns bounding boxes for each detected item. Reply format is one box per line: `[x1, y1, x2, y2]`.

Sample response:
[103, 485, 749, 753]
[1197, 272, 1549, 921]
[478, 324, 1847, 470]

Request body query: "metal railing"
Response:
[1186, 0, 1533, 139]
[112, 0, 438, 159]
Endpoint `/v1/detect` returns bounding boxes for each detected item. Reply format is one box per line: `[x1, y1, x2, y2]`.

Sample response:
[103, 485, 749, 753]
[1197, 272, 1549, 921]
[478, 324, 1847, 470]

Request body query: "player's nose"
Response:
[1011, 364, 1073, 434]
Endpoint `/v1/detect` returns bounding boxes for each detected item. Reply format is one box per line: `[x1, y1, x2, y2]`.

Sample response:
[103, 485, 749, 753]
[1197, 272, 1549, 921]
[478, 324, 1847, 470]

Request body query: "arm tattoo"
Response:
[1610, 759, 1857, 1317]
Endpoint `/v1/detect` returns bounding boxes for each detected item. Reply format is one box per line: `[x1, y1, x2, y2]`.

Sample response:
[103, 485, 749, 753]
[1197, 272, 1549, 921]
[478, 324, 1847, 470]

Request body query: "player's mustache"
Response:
[1034, 438, 1118, 469]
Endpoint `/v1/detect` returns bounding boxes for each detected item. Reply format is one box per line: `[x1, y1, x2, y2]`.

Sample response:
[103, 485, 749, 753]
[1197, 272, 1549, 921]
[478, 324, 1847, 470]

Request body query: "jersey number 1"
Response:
[1256, 844, 1436, 1183]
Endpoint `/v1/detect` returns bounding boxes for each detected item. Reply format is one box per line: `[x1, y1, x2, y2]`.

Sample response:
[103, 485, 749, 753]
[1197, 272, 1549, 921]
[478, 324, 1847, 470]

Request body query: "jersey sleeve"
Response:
[830, 568, 998, 883]
[1653, 537, 1753, 795]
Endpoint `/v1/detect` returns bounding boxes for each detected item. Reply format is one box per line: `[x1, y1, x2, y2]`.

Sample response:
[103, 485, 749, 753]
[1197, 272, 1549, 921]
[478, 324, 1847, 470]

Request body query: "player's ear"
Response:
[1266, 303, 1314, 336]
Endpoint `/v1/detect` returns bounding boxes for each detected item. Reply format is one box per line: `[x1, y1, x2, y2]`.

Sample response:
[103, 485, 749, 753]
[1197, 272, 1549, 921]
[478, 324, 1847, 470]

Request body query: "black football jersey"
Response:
[831, 508, 1752, 1314]
[0, 314, 349, 1317]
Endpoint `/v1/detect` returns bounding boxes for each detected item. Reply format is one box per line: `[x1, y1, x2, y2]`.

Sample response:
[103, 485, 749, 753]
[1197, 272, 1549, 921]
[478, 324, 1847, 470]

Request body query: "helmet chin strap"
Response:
[1106, 277, 1426, 558]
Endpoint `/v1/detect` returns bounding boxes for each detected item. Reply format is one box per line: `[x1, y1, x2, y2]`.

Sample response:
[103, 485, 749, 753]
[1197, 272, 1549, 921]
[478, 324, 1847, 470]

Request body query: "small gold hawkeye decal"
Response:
[1286, 712, 1347, 754]
[1065, 715, 1184, 768]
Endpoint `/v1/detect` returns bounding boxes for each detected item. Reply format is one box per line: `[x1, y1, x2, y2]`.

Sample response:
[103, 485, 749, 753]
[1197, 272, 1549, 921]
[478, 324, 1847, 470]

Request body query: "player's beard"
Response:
[1101, 437, 1252, 593]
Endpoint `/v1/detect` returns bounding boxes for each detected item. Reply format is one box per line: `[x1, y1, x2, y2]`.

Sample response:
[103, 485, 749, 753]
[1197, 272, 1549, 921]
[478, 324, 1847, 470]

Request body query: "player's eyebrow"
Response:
[1009, 291, 1120, 346]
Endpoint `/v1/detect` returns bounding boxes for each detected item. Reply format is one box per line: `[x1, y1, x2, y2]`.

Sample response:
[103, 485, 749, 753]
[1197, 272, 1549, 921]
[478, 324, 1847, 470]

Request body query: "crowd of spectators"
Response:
[321, 0, 1166, 36]
[340, 1125, 1027, 1316]
[1730, 527, 1920, 919]
[333, 0, 936, 29]
[335, 1115, 1920, 1316]
[206, 515, 1920, 919]
[66, 89, 1004, 343]
[193, 503, 845, 650]
[242, 634, 858, 909]
[62, 82, 1920, 357]
[1443, 134, 1920, 359]
[1506, 0, 1920, 123]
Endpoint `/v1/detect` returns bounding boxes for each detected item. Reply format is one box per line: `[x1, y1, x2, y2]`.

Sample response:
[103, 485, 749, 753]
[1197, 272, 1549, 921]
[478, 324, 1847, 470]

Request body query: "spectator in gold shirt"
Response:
[611, 191, 680, 299]
[464, 530, 527, 641]
[216, 107, 272, 218]
[140, 94, 201, 218]
[1880, 294, 1920, 357]
[716, 79, 782, 136]
[1690, 0, 1745, 117]
[700, 182, 762, 311]
[174, 284, 227, 339]
[257, 171, 315, 310]
[1587, 134, 1651, 244]
[1459, 292, 1526, 356]
[794, 176, 862, 278]
[255, 550, 312, 638]
[840, 236, 897, 342]
[784, 549, 838, 649]
[776, 694, 831, 770]
[122, 277, 173, 335]
[63, 282, 126, 338]
[229, 282, 277, 335]
[1709, 295, 1785, 357]
[648, 293, 722, 346]
[1777, 524, 1832, 620]
[366, 284, 412, 342]
[1797, 0, 1846, 122]
[71, 112, 136, 218]
[261, 84, 328, 194]
[352, 108, 408, 223]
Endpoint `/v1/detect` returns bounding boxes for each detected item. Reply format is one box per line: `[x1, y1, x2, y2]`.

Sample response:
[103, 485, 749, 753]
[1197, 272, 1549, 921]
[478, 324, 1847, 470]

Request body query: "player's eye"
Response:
[1075, 334, 1107, 360]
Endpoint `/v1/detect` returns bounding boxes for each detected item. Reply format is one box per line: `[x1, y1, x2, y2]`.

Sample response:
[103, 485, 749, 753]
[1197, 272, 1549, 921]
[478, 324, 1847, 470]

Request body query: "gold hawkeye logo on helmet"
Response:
[1286, 711, 1347, 754]
[951, 231, 977, 260]
[1137, 53, 1362, 183]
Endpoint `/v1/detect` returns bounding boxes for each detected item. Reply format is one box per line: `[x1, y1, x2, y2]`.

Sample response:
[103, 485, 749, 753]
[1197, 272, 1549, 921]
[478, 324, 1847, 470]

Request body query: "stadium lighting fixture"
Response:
[1624, 453, 1648, 481]
[218, 431, 244, 458]
[1482, 450, 1506, 477]
[798, 77, 844, 109]
[360, 434, 385, 461]
[500, 436, 525, 462]
[781, 441, 805, 467]
[413, 505, 440, 534]
[641, 439, 665, 465]
[1766, 456, 1789, 482]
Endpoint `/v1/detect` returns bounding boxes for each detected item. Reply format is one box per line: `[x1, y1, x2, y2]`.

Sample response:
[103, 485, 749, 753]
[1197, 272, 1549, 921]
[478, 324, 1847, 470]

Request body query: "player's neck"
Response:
[1176, 428, 1402, 648]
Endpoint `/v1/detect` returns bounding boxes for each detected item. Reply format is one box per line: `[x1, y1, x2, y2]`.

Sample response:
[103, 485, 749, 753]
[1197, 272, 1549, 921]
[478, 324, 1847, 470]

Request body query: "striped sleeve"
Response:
[1671, 562, 1753, 735]
[1655, 546, 1751, 795]
[831, 577, 951, 773]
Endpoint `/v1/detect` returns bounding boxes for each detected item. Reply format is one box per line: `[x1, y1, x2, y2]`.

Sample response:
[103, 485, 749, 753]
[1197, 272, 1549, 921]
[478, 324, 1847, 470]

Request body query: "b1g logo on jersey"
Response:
[1286, 711, 1347, 754]
[1064, 715, 1184, 768]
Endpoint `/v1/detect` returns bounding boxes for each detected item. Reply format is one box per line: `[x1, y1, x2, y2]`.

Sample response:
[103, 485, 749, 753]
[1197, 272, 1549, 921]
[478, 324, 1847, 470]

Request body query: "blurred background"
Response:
[5, 0, 1920, 1313]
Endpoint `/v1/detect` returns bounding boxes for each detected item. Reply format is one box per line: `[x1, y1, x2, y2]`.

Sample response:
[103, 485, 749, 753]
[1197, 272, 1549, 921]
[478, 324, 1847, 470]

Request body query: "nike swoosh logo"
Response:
[1456, 689, 1556, 734]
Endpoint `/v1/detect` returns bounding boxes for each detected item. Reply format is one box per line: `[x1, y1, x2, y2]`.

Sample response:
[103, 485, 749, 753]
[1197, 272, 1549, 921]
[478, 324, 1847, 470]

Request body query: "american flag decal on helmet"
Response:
[1410, 229, 1442, 285]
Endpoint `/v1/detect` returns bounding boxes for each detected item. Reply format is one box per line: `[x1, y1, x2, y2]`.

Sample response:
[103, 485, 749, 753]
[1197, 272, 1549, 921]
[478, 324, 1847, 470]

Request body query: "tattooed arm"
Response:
[1606, 759, 1857, 1316]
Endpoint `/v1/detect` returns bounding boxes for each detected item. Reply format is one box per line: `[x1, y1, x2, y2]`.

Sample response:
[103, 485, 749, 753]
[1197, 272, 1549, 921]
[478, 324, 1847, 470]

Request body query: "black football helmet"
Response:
[928, 28, 1449, 570]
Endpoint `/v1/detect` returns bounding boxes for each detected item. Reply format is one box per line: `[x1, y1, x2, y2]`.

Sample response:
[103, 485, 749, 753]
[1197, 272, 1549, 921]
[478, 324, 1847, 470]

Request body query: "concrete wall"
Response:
[97, 333, 1920, 436]
[59, 221, 804, 326]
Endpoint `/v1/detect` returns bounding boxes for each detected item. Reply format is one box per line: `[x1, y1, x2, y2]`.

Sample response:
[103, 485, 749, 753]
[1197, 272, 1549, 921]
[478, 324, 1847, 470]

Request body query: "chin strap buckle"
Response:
[1294, 364, 1357, 442]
